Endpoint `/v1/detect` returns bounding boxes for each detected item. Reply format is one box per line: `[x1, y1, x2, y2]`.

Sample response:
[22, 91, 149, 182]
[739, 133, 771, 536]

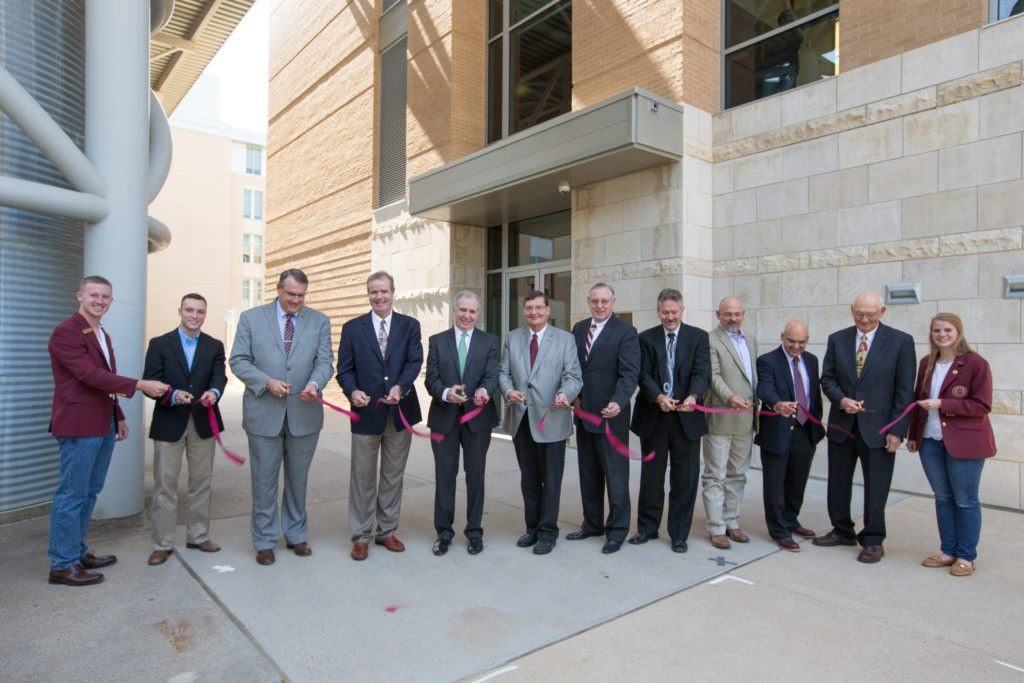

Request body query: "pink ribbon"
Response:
[693, 404, 778, 417]
[459, 405, 485, 425]
[317, 396, 361, 422]
[877, 403, 917, 436]
[573, 408, 655, 462]
[376, 397, 443, 442]
[202, 402, 245, 465]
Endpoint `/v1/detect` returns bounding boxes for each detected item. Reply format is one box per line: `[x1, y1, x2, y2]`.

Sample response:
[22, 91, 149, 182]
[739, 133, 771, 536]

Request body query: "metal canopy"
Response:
[408, 88, 684, 227]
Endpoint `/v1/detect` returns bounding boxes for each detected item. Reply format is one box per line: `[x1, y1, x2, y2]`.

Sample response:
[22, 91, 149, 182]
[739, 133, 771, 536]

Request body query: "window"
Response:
[723, 1, 838, 109]
[245, 145, 263, 175]
[487, 0, 572, 143]
[242, 234, 251, 263]
[241, 279, 251, 306]
[992, 0, 1024, 21]
[241, 278, 263, 309]
[242, 234, 263, 264]
[243, 189, 264, 220]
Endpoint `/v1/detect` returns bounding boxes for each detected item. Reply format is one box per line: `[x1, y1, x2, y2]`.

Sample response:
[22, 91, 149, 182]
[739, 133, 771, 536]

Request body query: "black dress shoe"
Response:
[628, 532, 658, 545]
[467, 538, 484, 555]
[602, 540, 622, 554]
[671, 540, 688, 553]
[80, 552, 117, 569]
[533, 539, 555, 555]
[49, 564, 104, 586]
[813, 530, 857, 547]
[566, 529, 601, 541]
[516, 533, 538, 548]
[432, 539, 450, 556]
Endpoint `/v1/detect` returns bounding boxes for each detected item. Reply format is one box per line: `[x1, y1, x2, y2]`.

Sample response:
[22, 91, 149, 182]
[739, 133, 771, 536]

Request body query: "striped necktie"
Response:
[284, 314, 295, 357]
[585, 323, 597, 360]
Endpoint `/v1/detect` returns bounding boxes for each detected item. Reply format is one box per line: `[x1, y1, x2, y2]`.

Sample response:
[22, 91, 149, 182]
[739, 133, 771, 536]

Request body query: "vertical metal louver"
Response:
[377, 36, 407, 207]
[0, 0, 87, 513]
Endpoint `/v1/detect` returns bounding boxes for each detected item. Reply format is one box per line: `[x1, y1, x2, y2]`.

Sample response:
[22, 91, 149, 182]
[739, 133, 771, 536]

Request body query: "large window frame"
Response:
[721, 2, 839, 110]
[990, 0, 1024, 22]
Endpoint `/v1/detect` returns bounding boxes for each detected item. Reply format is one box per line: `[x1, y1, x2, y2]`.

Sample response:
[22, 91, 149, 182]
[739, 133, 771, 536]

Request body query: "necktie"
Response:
[458, 331, 469, 377]
[378, 319, 388, 356]
[529, 333, 538, 368]
[793, 356, 809, 425]
[585, 323, 597, 360]
[283, 314, 295, 357]
[665, 332, 676, 396]
[856, 334, 868, 378]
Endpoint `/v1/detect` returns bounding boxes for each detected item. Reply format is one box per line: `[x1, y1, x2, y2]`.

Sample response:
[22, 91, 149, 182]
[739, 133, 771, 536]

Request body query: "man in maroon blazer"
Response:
[47, 275, 169, 587]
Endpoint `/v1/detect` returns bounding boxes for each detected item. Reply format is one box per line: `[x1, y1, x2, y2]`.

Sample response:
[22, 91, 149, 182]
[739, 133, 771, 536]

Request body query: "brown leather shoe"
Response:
[255, 549, 276, 565]
[80, 552, 117, 569]
[792, 526, 816, 539]
[726, 528, 750, 543]
[375, 535, 405, 552]
[922, 553, 956, 568]
[709, 533, 731, 549]
[857, 544, 885, 564]
[351, 542, 369, 561]
[49, 564, 104, 586]
[186, 540, 221, 553]
[148, 549, 173, 566]
[813, 530, 857, 547]
[287, 541, 312, 556]
[950, 560, 975, 576]
[776, 538, 800, 552]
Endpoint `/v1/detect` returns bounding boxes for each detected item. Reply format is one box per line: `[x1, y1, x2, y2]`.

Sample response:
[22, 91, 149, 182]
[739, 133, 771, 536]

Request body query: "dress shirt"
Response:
[855, 325, 878, 357]
[95, 324, 111, 368]
[529, 324, 548, 347]
[787, 351, 811, 403]
[443, 326, 480, 403]
[277, 299, 318, 390]
[171, 327, 221, 405]
[587, 316, 611, 346]
[725, 327, 754, 383]
[372, 310, 394, 341]
[923, 360, 953, 440]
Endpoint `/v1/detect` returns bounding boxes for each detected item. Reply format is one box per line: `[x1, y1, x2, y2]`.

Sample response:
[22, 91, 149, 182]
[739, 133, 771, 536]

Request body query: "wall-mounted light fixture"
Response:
[1004, 274, 1024, 299]
[886, 282, 921, 305]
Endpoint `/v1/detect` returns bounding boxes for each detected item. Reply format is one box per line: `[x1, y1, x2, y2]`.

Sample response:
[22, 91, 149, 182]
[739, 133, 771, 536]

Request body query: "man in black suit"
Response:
[815, 291, 916, 563]
[566, 283, 640, 554]
[755, 320, 825, 552]
[425, 291, 499, 556]
[629, 288, 711, 553]
[143, 293, 227, 566]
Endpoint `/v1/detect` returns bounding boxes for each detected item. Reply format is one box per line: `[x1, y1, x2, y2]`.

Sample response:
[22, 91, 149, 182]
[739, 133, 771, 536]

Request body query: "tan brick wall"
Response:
[841, 0, 987, 72]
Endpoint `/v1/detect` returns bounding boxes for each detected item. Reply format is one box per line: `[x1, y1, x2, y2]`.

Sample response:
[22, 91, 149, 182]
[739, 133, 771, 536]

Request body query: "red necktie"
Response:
[793, 356, 809, 425]
[530, 333, 538, 368]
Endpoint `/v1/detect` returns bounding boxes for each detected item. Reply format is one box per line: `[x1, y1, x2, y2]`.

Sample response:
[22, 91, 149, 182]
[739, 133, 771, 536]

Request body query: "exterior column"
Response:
[85, 0, 151, 518]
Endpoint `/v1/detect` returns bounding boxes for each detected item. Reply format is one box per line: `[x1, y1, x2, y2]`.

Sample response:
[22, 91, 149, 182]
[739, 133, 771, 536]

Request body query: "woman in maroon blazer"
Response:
[907, 313, 996, 577]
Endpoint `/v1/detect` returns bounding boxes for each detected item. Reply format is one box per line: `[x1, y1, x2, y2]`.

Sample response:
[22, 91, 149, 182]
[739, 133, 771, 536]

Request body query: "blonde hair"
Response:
[925, 312, 972, 379]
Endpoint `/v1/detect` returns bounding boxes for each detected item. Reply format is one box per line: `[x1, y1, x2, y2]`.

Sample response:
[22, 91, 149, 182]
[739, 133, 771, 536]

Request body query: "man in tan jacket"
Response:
[702, 297, 758, 549]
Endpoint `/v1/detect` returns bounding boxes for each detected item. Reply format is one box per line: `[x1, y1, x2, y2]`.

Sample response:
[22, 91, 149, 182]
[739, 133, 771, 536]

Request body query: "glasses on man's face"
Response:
[588, 298, 612, 306]
[853, 311, 880, 319]
[524, 306, 548, 313]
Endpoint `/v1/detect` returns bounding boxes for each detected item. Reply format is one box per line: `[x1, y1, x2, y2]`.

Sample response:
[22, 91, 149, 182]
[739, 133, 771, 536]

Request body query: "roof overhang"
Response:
[408, 88, 684, 227]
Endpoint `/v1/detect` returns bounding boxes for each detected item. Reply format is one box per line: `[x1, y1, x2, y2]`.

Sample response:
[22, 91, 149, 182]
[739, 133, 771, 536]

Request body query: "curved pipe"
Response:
[147, 215, 171, 253]
[0, 175, 108, 222]
[148, 90, 172, 202]
[150, 0, 174, 35]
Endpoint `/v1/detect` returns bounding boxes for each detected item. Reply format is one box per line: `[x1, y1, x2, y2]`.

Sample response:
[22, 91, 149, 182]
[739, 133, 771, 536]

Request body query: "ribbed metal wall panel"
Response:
[377, 36, 407, 207]
[0, 0, 86, 512]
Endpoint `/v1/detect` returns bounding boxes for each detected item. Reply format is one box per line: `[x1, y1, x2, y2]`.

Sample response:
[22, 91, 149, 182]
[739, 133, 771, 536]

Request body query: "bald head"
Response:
[851, 291, 885, 333]
[716, 296, 746, 333]
[781, 320, 809, 358]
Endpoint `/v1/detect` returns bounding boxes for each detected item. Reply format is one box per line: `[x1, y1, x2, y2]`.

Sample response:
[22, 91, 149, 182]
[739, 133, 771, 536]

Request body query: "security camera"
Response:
[558, 182, 571, 196]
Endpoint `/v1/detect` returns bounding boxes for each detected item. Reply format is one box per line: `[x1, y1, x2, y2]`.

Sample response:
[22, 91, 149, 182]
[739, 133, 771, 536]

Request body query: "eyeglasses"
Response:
[524, 306, 548, 313]
[588, 298, 612, 306]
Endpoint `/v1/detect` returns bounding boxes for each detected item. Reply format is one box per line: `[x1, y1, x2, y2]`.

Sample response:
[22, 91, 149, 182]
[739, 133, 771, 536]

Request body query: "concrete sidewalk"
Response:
[1, 388, 1022, 682]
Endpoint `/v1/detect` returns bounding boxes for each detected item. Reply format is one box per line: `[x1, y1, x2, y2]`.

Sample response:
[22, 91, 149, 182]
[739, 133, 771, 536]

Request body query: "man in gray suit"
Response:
[702, 296, 758, 550]
[499, 290, 582, 555]
[229, 268, 334, 566]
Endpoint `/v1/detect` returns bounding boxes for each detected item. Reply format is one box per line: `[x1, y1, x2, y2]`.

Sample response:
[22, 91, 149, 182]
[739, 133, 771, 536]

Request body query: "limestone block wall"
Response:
[711, 17, 1024, 508]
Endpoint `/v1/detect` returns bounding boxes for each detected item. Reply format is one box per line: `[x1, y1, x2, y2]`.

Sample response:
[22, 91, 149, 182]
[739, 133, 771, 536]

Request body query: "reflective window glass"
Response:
[507, 210, 570, 267]
[509, 0, 571, 136]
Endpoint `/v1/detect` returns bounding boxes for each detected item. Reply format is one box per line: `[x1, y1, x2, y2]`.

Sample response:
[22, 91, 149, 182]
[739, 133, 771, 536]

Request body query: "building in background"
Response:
[267, 1, 1024, 510]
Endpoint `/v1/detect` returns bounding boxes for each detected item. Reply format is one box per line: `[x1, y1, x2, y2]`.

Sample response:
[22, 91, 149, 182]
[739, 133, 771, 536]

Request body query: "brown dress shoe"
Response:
[375, 535, 405, 552]
[709, 534, 731, 549]
[950, 560, 975, 576]
[287, 541, 312, 556]
[255, 549, 276, 565]
[148, 549, 173, 566]
[726, 528, 750, 543]
[813, 530, 857, 547]
[80, 552, 117, 569]
[186, 540, 221, 553]
[776, 538, 800, 552]
[49, 564, 104, 586]
[857, 544, 885, 564]
[921, 554, 955, 568]
[351, 542, 369, 561]
[792, 526, 816, 539]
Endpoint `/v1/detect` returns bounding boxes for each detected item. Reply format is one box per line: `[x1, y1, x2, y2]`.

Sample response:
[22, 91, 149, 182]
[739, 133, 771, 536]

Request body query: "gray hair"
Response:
[657, 288, 683, 306]
[451, 290, 481, 309]
[589, 282, 615, 296]
[366, 270, 395, 292]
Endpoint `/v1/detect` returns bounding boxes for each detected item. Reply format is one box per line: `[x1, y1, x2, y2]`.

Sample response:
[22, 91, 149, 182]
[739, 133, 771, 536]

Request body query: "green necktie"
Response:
[458, 331, 469, 377]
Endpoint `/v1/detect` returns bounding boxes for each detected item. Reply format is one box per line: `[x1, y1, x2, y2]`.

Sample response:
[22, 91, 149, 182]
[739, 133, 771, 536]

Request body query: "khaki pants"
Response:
[150, 420, 215, 550]
[349, 420, 412, 542]
[701, 432, 753, 535]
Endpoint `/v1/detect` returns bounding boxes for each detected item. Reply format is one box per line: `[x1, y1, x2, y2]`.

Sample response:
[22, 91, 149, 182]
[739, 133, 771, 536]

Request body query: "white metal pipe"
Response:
[147, 215, 171, 253]
[0, 65, 107, 197]
[86, 0, 151, 519]
[148, 90, 172, 203]
[0, 175, 108, 222]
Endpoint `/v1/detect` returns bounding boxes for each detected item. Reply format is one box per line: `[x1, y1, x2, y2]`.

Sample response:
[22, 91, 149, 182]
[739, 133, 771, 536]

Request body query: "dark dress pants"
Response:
[826, 419, 895, 546]
[637, 413, 700, 542]
[513, 413, 566, 542]
[432, 422, 489, 542]
[761, 422, 815, 540]
[577, 427, 631, 543]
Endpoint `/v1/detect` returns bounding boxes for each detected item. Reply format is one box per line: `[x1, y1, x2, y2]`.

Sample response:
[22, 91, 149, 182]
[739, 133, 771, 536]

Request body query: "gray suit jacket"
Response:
[498, 325, 582, 443]
[229, 301, 334, 437]
[705, 325, 758, 435]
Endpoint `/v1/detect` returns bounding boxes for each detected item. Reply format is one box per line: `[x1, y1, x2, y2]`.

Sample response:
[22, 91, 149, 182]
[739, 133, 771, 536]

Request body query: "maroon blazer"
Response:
[908, 351, 996, 459]
[49, 312, 138, 437]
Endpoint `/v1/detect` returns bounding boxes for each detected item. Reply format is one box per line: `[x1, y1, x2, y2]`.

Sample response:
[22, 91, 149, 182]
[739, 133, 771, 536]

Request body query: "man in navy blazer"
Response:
[815, 291, 916, 564]
[755, 320, 825, 551]
[566, 283, 640, 554]
[629, 288, 711, 553]
[425, 291, 499, 556]
[337, 271, 423, 561]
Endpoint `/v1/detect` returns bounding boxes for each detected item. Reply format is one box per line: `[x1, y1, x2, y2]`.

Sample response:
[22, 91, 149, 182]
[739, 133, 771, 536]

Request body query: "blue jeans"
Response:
[918, 438, 984, 562]
[48, 419, 117, 569]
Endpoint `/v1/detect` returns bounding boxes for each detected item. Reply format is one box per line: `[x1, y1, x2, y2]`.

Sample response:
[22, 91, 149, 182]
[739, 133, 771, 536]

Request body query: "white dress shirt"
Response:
[95, 325, 111, 368]
[923, 360, 953, 440]
[586, 316, 611, 347]
[372, 310, 393, 340]
[443, 326, 478, 403]
[855, 325, 878, 357]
